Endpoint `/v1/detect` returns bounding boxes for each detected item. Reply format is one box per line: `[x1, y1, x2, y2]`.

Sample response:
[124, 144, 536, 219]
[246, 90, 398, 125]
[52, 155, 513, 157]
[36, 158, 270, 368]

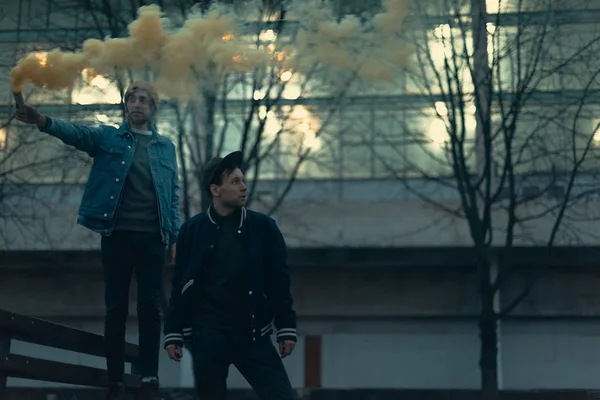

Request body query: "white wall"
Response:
[319, 320, 600, 390]
[8, 319, 600, 390]
[320, 322, 480, 389]
[501, 321, 600, 389]
[6, 321, 305, 389]
[321, 331, 480, 389]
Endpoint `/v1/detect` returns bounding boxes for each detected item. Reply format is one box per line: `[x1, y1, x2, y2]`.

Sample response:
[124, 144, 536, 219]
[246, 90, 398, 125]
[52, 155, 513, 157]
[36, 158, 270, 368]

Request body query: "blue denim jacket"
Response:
[39, 117, 181, 245]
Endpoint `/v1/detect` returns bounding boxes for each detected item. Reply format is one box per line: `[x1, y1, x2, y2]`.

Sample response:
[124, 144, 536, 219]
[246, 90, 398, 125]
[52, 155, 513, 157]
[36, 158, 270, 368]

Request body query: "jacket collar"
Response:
[117, 120, 166, 142]
[207, 204, 247, 230]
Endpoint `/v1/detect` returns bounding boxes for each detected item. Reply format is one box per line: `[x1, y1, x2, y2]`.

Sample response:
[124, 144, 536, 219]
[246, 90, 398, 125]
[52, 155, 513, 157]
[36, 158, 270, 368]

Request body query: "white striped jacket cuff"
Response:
[276, 328, 297, 342]
[163, 333, 183, 348]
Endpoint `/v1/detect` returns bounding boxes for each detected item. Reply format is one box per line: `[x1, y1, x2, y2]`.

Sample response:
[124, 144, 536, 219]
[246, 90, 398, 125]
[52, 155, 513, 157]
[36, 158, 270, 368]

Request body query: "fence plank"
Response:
[1, 354, 140, 388]
[0, 310, 138, 362]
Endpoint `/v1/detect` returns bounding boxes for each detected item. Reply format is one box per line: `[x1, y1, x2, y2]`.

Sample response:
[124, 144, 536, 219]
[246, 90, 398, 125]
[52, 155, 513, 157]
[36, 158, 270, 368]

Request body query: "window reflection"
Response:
[211, 105, 334, 180]
[7, 99, 599, 184]
[278, 107, 337, 179]
[487, 0, 501, 13]
[343, 145, 372, 178]
[1, 118, 92, 184]
[339, 107, 478, 179]
[403, 109, 476, 177]
[486, 0, 600, 12]
[0, 128, 6, 151]
[490, 104, 600, 174]
[4, 3, 600, 186]
[71, 69, 122, 105]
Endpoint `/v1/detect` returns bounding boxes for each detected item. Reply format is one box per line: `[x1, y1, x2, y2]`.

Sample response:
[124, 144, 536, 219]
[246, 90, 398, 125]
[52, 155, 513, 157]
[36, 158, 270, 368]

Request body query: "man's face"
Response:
[212, 168, 248, 208]
[125, 89, 153, 126]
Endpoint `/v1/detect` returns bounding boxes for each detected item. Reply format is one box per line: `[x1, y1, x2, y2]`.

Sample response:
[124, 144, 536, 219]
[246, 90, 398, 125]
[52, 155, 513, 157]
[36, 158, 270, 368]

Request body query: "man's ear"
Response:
[210, 184, 219, 197]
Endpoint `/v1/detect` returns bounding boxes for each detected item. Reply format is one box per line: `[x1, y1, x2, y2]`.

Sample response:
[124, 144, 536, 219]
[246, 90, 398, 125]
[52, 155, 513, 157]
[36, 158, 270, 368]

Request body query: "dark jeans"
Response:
[192, 327, 295, 400]
[100, 230, 166, 383]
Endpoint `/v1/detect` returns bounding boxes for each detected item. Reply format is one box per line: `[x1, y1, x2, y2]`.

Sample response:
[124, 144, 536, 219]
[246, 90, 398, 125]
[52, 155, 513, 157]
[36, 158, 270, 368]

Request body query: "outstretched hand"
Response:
[15, 103, 47, 127]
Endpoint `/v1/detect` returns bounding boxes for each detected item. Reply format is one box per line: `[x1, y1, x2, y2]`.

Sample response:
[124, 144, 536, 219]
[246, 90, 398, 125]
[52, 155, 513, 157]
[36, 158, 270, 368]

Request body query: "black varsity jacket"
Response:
[163, 206, 297, 348]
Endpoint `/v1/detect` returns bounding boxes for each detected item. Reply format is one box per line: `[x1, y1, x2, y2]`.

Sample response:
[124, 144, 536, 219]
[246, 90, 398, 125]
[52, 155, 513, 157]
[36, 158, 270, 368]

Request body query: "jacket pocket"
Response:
[99, 142, 127, 154]
[94, 142, 127, 172]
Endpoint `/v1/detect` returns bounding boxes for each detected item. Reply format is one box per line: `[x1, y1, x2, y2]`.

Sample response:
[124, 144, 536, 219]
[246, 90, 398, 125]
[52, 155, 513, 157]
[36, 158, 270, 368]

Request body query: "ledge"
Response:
[2, 246, 600, 269]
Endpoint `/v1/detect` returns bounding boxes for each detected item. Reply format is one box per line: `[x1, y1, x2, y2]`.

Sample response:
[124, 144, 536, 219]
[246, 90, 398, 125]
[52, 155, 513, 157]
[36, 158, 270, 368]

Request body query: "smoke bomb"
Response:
[13, 92, 24, 109]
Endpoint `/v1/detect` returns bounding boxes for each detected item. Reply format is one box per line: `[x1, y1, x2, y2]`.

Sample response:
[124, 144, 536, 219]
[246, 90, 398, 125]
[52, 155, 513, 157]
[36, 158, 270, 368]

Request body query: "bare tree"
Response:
[31, 0, 353, 218]
[0, 5, 96, 249]
[0, 109, 93, 249]
[361, 0, 600, 398]
[167, 4, 350, 215]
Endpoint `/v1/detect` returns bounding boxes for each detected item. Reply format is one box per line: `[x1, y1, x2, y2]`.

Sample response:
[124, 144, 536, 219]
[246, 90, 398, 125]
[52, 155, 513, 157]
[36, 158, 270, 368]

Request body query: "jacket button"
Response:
[210, 245, 214, 249]
[110, 196, 114, 200]
[121, 161, 125, 165]
[115, 178, 119, 182]
[248, 291, 252, 295]
[103, 213, 107, 217]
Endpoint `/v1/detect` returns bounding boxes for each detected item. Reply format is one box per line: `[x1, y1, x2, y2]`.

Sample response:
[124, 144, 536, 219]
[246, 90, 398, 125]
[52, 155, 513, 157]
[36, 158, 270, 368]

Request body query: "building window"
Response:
[0, 128, 6, 151]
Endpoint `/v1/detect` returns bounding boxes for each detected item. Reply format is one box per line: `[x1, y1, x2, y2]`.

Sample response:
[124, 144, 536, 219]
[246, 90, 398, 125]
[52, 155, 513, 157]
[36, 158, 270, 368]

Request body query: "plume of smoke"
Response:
[288, 0, 414, 86]
[10, 0, 414, 101]
[10, 4, 265, 101]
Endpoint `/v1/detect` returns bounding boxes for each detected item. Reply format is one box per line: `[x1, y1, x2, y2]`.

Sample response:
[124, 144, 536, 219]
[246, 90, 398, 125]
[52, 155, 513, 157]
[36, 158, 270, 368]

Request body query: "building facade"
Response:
[2, 0, 600, 392]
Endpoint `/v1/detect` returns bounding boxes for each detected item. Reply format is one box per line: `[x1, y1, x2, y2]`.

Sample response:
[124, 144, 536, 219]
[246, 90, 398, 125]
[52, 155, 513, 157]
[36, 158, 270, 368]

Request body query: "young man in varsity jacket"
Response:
[163, 150, 298, 399]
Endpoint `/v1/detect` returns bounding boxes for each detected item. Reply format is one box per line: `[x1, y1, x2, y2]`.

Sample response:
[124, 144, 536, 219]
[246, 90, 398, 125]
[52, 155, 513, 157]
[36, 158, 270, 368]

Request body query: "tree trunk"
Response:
[200, 90, 216, 212]
[479, 283, 499, 400]
[176, 106, 191, 220]
[470, 0, 497, 391]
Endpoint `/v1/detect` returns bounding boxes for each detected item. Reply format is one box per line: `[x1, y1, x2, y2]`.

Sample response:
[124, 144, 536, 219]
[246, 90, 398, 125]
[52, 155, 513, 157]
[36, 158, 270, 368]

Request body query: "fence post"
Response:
[131, 361, 140, 376]
[0, 331, 12, 399]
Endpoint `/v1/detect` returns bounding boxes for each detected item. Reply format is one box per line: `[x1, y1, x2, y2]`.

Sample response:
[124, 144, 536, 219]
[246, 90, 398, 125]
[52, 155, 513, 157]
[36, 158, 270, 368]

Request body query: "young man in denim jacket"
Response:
[163, 151, 297, 399]
[15, 81, 181, 400]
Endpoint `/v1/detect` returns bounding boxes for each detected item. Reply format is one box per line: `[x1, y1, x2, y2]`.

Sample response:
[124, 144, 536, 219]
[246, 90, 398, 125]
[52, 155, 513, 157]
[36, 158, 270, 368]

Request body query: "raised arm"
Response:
[40, 117, 105, 156]
[15, 103, 104, 156]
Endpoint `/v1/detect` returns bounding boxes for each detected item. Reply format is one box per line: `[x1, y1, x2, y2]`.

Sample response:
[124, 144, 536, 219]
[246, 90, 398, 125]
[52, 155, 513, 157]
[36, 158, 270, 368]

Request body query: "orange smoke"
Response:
[10, 0, 414, 100]
[290, 0, 414, 83]
[10, 4, 265, 100]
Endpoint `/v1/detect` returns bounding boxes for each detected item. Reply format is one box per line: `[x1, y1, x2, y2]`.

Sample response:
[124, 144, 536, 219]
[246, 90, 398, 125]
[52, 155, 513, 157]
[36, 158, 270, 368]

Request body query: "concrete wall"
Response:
[2, 262, 600, 321]
[2, 177, 600, 251]
[6, 322, 305, 390]
[7, 319, 600, 390]
[3, 265, 600, 390]
[501, 321, 600, 390]
[318, 321, 600, 390]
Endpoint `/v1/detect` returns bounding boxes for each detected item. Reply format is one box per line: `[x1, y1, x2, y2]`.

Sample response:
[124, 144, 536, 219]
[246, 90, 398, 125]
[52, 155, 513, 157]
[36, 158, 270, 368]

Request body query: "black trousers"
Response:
[100, 230, 166, 383]
[192, 327, 296, 399]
